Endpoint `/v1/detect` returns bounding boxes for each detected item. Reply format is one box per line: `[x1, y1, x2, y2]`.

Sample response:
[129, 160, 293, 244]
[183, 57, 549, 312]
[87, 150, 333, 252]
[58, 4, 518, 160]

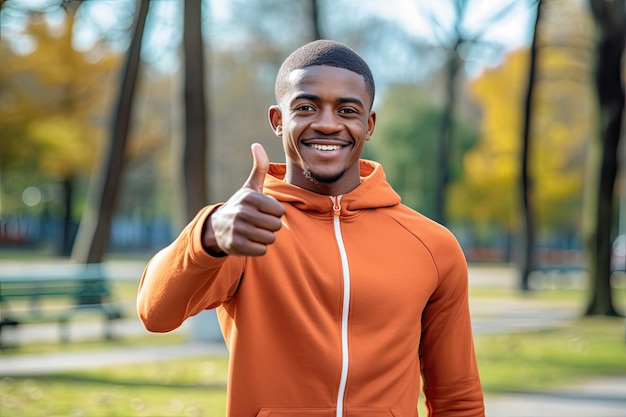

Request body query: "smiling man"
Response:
[269, 55, 375, 196]
[137, 40, 485, 417]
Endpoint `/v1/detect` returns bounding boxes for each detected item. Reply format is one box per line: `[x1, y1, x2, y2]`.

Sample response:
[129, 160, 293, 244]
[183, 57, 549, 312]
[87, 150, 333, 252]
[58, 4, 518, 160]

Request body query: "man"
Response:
[137, 39, 484, 417]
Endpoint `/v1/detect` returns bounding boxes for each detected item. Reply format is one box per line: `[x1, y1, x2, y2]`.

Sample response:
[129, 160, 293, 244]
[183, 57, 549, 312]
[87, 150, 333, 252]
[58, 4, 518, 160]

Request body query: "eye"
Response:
[295, 104, 316, 112]
[338, 107, 358, 115]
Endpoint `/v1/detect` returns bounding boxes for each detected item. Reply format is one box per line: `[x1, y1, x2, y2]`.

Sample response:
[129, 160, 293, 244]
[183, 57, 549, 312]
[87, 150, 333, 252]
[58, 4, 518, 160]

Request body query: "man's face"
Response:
[269, 65, 376, 195]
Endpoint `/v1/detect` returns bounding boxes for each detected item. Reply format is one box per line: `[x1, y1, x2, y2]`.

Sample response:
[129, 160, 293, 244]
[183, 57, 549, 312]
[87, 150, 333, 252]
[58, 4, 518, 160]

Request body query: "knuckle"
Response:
[269, 220, 282, 232]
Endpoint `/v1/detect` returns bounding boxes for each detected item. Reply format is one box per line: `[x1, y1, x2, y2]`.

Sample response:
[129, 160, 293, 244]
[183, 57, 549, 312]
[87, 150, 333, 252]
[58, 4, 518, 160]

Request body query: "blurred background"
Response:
[0, 0, 626, 417]
[0, 0, 625, 415]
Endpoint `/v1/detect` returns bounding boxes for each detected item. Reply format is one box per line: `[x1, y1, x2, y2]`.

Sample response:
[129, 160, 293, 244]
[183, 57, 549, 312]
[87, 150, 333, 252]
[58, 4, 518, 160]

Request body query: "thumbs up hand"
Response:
[203, 143, 286, 257]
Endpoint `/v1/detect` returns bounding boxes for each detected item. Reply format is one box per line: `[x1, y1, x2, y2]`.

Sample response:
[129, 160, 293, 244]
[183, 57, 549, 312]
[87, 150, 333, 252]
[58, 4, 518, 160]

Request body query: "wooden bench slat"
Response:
[0, 266, 123, 346]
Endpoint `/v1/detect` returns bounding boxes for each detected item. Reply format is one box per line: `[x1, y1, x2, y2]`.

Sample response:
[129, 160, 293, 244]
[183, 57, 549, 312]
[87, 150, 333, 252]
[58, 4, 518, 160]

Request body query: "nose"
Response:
[311, 107, 341, 134]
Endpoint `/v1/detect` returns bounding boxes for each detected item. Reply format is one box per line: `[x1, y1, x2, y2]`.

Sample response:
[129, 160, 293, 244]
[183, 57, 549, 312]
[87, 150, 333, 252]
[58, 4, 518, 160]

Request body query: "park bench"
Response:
[532, 264, 586, 274]
[528, 264, 586, 288]
[0, 264, 123, 347]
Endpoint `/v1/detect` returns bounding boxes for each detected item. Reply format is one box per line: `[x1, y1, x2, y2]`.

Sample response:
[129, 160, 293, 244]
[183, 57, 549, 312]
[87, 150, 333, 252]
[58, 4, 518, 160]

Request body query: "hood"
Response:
[264, 160, 401, 217]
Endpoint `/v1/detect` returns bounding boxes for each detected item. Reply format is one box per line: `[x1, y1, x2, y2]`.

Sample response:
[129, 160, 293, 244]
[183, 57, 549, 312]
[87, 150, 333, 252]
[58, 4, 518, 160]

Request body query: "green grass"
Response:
[470, 285, 626, 306]
[0, 359, 228, 417]
[0, 332, 188, 356]
[2, 317, 625, 416]
[0, 249, 152, 263]
[1, 255, 625, 415]
[476, 316, 626, 393]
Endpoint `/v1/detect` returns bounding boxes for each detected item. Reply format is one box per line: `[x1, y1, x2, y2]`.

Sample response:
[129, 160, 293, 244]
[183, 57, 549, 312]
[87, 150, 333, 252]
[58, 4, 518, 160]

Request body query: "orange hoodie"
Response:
[137, 160, 484, 417]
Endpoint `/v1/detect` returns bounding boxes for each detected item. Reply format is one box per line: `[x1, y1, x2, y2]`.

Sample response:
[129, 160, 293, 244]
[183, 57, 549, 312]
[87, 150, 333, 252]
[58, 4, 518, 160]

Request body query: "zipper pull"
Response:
[331, 195, 342, 216]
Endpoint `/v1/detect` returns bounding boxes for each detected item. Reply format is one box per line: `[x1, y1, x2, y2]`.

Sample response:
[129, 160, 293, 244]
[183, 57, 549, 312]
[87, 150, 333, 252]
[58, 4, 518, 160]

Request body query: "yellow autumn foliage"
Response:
[0, 10, 121, 178]
[450, 44, 594, 232]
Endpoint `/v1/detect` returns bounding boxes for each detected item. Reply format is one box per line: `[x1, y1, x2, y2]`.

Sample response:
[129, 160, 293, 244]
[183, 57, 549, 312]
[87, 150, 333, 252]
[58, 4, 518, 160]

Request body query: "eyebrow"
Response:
[293, 93, 365, 109]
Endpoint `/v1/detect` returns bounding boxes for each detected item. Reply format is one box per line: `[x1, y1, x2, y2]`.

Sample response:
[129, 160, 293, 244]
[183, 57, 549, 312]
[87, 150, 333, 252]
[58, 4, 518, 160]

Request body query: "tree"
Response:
[418, 0, 515, 225]
[173, 0, 209, 229]
[366, 85, 479, 220]
[456, 42, 594, 237]
[72, 0, 150, 263]
[230, 0, 320, 49]
[0, 1, 121, 254]
[519, 0, 544, 291]
[583, 0, 625, 317]
[310, 0, 323, 40]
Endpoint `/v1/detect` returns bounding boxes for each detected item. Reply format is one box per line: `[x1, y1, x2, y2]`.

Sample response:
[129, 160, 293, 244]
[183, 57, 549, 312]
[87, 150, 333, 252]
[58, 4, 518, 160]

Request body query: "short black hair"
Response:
[274, 39, 375, 109]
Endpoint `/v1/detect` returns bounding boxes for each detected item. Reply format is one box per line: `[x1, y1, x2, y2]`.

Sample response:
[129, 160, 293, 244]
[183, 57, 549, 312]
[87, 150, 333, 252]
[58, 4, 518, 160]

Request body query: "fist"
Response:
[205, 143, 285, 256]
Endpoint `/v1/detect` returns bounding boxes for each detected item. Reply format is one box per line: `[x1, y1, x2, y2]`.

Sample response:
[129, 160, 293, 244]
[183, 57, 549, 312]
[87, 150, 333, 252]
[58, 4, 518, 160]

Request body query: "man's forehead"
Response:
[286, 65, 367, 91]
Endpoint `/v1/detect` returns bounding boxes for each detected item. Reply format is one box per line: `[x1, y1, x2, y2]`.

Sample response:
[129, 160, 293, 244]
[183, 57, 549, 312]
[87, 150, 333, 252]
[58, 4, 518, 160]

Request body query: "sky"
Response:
[360, 0, 533, 48]
[2, 0, 535, 77]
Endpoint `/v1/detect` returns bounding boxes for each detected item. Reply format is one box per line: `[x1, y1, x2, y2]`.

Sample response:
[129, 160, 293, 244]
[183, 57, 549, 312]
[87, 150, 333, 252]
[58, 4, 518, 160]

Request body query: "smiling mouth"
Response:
[310, 144, 344, 151]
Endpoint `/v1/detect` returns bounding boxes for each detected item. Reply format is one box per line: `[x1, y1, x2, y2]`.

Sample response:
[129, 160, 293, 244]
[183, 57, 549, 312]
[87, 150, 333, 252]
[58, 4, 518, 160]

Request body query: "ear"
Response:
[268, 105, 283, 137]
[365, 110, 376, 141]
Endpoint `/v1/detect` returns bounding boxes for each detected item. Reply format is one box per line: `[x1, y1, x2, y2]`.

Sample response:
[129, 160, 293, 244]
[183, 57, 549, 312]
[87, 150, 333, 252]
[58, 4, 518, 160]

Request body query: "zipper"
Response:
[331, 195, 350, 417]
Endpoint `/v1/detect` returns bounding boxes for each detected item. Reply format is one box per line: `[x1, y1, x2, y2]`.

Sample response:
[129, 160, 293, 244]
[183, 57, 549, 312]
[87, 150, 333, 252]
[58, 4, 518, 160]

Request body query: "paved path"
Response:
[0, 342, 226, 376]
[1, 260, 625, 417]
[484, 377, 626, 417]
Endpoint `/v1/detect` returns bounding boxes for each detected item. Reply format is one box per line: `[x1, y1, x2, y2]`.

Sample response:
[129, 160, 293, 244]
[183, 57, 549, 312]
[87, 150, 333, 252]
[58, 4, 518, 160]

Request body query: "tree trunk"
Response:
[60, 175, 74, 257]
[584, 0, 624, 316]
[519, 0, 543, 291]
[71, 0, 150, 264]
[310, 0, 323, 40]
[58, 1, 81, 258]
[433, 47, 461, 226]
[175, 0, 209, 228]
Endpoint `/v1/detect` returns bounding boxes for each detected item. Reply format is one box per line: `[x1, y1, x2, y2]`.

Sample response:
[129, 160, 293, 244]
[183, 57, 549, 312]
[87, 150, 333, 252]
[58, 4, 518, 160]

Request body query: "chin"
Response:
[303, 169, 345, 185]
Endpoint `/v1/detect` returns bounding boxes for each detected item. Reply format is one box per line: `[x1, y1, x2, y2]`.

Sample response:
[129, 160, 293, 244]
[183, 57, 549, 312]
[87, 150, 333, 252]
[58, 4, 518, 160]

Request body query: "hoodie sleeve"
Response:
[419, 226, 485, 417]
[137, 204, 245, 333]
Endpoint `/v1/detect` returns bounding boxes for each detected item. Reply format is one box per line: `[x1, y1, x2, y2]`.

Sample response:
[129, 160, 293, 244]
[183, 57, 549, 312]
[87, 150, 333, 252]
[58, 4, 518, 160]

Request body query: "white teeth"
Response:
[311, 144, 342, 151]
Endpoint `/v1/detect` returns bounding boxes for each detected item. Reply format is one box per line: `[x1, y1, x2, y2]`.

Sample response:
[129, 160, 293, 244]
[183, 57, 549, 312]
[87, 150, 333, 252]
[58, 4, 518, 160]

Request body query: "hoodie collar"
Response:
[264, 160, 401, 217]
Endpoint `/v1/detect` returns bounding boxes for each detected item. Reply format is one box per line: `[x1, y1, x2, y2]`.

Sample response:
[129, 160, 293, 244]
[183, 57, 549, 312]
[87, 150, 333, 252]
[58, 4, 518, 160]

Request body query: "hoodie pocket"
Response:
[256, 409, 335, 417]
[256, 408, 402, 417]
[347, 409, 403, 417]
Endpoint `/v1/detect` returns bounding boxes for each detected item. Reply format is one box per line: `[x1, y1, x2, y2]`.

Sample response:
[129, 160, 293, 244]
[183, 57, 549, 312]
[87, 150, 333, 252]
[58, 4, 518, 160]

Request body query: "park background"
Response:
[0, 0, 625, 416]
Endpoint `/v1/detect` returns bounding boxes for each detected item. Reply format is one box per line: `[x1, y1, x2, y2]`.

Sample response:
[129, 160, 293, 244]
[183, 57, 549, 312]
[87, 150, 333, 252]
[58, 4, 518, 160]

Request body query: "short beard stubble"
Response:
[302, 168, 346, 186]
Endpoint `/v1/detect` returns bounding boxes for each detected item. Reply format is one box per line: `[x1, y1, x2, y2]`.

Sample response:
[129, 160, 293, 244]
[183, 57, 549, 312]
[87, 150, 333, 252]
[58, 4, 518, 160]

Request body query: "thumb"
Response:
[245, 143, 269, 192]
